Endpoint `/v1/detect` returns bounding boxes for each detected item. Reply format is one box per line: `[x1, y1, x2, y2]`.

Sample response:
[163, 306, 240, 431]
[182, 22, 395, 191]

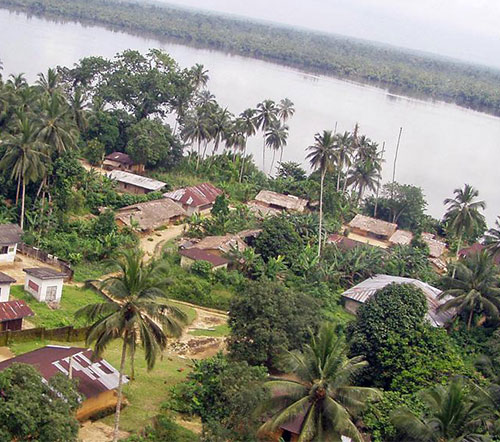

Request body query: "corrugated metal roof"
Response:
[108, 170, 166, 191]
[0, 300, 34, 322]
[179, 248, 229, 266]
[24, 267, 67, 280]
[389, 230, 414, 246]
[0, 224, 22, 246]
[341, 274, 453, 327]
[104, 152, 133, 165]
[163, 183, 222, 208]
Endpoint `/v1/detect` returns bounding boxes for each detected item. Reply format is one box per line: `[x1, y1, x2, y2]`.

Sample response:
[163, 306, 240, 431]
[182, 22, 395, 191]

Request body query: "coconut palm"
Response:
[0, 114, 46, 229]
[36, 68, 61, 97]
[484, 216, 500, 260]
[306, 130, 336, 256]
[444, 184, 486, 269]
[438, 251, 500, 329]
[278, 97, 295, 125]
[190, 63, 209, 91]
[181, 108, 210, 169]
[209, 106, 232, 156]
[68, 87, 89, 132]
[258, 326, 379, 442]
[265, 122, 288, 174]
[391, 377, 492, 441]
[347, 159, 381, 204]
[333, 131, 353, 192]
[255, 99, 278, 171]
[237, 108, 257, 182]
[76, 248, 186, 442]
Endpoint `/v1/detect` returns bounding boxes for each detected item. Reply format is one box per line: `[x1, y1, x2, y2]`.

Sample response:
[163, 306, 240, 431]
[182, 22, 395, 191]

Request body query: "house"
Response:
[422, 232, 447, 258]
[0, 272, 16, 302]
[246, 200, 282, 218]
[341, 274, 453, 327]
[0, 300, 34, 331]
[348, 214, 397, 241]
[237, 229, 262, 247]
[179, 248, 229, 271]
[23, 267, 66, 303]
[459, 243, 500, 265]
[251, 190, 308, 213]
[163, 183, 223, 215]
[107, 170, 166, 195]
[326, 233, 372, 250]
[103, 151, 144, 174]
[0, 223, 22, 264]
[115, 199, 186, 232]
[0, 345, 128, 421]
[192, 234, 247, 256]
[389, 229, 414, 246]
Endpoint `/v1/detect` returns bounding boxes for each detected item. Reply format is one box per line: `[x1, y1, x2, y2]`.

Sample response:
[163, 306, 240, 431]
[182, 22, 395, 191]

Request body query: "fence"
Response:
[17, 243, 74, 280]
[0, 325, 89, 346]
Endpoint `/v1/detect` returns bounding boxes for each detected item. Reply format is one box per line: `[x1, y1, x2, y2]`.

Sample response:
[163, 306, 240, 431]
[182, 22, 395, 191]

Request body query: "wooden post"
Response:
[374, 141, 386, 218]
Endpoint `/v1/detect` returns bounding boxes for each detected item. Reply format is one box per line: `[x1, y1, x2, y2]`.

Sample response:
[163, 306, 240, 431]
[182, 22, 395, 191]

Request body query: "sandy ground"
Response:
[79, 421, 129, 442]
[0, 346, 14, 362]
[139, 224, 187, 261]
[0, 254, 60, 284]
[80, 159, 108, 176]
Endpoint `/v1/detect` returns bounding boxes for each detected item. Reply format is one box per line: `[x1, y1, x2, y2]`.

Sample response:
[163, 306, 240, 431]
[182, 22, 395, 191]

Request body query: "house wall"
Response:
[350, 226, 388, 241]
[0, 283, 12, 302]
[343, 298, 362, 315]
[76, 390, 119, 421]
[1, 318, 23, 331]
[180, 255, 195, 269]
[24, 276, 64, 303]
[115, 182, 148, 195]
[0, 243, 17, 264]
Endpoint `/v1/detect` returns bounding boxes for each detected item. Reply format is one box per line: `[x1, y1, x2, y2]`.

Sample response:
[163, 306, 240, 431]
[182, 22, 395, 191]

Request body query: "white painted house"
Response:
[23, 267, 66, 303]
[0, 224, 22, 264]
[0, 272, 16, 302]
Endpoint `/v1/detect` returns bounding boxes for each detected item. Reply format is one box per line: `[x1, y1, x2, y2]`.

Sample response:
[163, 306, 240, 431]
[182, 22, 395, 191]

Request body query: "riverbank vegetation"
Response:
[1, 49, 500, 441]
[1, 0, 500, 116]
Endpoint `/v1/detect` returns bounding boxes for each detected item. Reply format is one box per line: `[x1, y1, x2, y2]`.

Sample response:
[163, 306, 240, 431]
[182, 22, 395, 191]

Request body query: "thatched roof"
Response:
[341, 274, 453, 327]
[246, 201, 282, 218]
[422, 233, 447, 258]
[193, 235, 247, 254]
[116, 199, 186, 231]
[348, 214, 397, 238]
[327, 233, 370, 250]
[389, 230, 414, 246]
[254, 190, 308, 212]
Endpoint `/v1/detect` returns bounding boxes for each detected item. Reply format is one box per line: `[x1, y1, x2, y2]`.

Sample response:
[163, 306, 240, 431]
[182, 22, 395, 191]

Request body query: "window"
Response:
[0, 246, 8, 255]
[28, 280, 39, 293]
[7, 246, 14, 253]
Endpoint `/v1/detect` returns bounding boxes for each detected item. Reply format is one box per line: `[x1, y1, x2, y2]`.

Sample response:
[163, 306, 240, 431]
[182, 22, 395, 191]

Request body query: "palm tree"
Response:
[391, 377, 492, 441]
[347, 159, 381, 204]
[438, 251, 500, 329]
[69, 87, 89, 133]
[0, 114, 46, 229]
[36, 68, 61, 97]
[76, 249, 186, 442]
[278, 97, 295, 128]
[444, 184, 486, 272]
[209, 107, 232, 156]
[181, 108, 210, 169]
[237, 108, 257, 182]
[190, 63, 209, 91]
[333, 131, 353, 192]
[306, 130, 336, 256]
[258, 326, 379, 442]
[255, 100, 278, 171]
[484, 216, 500, 260]
[265, 122, 288, 174]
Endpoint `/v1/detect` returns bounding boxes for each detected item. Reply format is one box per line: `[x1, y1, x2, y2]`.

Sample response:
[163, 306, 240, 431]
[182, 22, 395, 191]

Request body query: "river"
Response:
[1, 9, 499, 224]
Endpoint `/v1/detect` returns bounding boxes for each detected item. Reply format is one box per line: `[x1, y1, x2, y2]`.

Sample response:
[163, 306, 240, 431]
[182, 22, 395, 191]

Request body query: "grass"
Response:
[9, 338, 193, 434]
[72, 261, 116, 283]
[170, 301, 197, 325]
[189, 323, 229, 337]
[10, 284, 106, 328]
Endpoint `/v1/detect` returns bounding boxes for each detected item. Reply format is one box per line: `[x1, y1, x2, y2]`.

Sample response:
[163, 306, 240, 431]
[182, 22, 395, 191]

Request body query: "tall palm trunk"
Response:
[239, 138, 248, 183]
[453, 234, 462, 278]
[269, 149, 277, 175]
[318, 169, 325, 257]
[467, 308, 474, 331]
[336, 167, 341, 192]
[279, 146, 284, 165]
[15, 175, 21, 204]
[262, 137, 266, 171]
[20, 178, 26, 230]
[112, 338, 128, 442]
[195, 140, 202, 170]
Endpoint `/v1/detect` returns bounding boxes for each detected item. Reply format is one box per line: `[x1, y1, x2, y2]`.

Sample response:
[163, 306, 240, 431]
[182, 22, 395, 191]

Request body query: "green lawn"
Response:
[72, 261, 116, 283]
[9, 338, 193, 434]
[10, 285, 106, 328]
[189, 323, 229, 337]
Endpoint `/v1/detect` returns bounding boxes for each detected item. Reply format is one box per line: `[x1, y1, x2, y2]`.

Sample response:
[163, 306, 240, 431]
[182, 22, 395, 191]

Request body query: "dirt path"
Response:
[79, 421, 129, 442]
[0, 347, 14, 362]
[139, 224, 186, 261]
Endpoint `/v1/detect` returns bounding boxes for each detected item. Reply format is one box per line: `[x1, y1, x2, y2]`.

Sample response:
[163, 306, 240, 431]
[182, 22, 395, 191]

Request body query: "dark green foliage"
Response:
[385, 244, 436, 282]
[0, 363, 81, 442]
[170, 353, 267, 441]
[83, 138, 105, 165]
[191, 260, 213, 279]
[349, 283, 466, 392]
[126, 414, 198, 442]
[254, 214, 304, 262]
[6, 0, 500, 116]
[228, 279, 320, 369]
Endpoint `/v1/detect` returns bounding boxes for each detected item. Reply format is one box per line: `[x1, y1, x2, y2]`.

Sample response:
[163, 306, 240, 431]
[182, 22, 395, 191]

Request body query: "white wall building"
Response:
[0, 272, 16, 302]
[23, 268, 66, 303]
[0, 224, 22, 264]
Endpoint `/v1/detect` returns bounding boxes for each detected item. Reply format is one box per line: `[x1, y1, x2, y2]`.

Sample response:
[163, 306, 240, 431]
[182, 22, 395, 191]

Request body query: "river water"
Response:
[1, 9, 499, 224]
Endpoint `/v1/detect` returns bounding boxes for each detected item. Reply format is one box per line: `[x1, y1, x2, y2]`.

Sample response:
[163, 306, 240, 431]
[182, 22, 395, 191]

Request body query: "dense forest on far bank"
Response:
[1, 0, 500, 116]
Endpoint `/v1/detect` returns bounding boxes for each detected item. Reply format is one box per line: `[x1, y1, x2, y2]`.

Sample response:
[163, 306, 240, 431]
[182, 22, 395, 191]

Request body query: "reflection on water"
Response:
[0, 9, 499, 224]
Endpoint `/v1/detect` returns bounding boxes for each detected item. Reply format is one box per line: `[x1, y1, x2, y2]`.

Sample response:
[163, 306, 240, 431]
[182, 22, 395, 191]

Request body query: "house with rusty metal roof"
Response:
[179, 248, 229, 270]
[0, 223, 22, 264]
[115, 199, 186, 231]
[192, 234, 247, 256]
[163, 182, 223, 215]
[341, 274, 453, 327]
[103, 151, 144, 174]
[0, 345, 128, 421]
[0, 300, 34, 331]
